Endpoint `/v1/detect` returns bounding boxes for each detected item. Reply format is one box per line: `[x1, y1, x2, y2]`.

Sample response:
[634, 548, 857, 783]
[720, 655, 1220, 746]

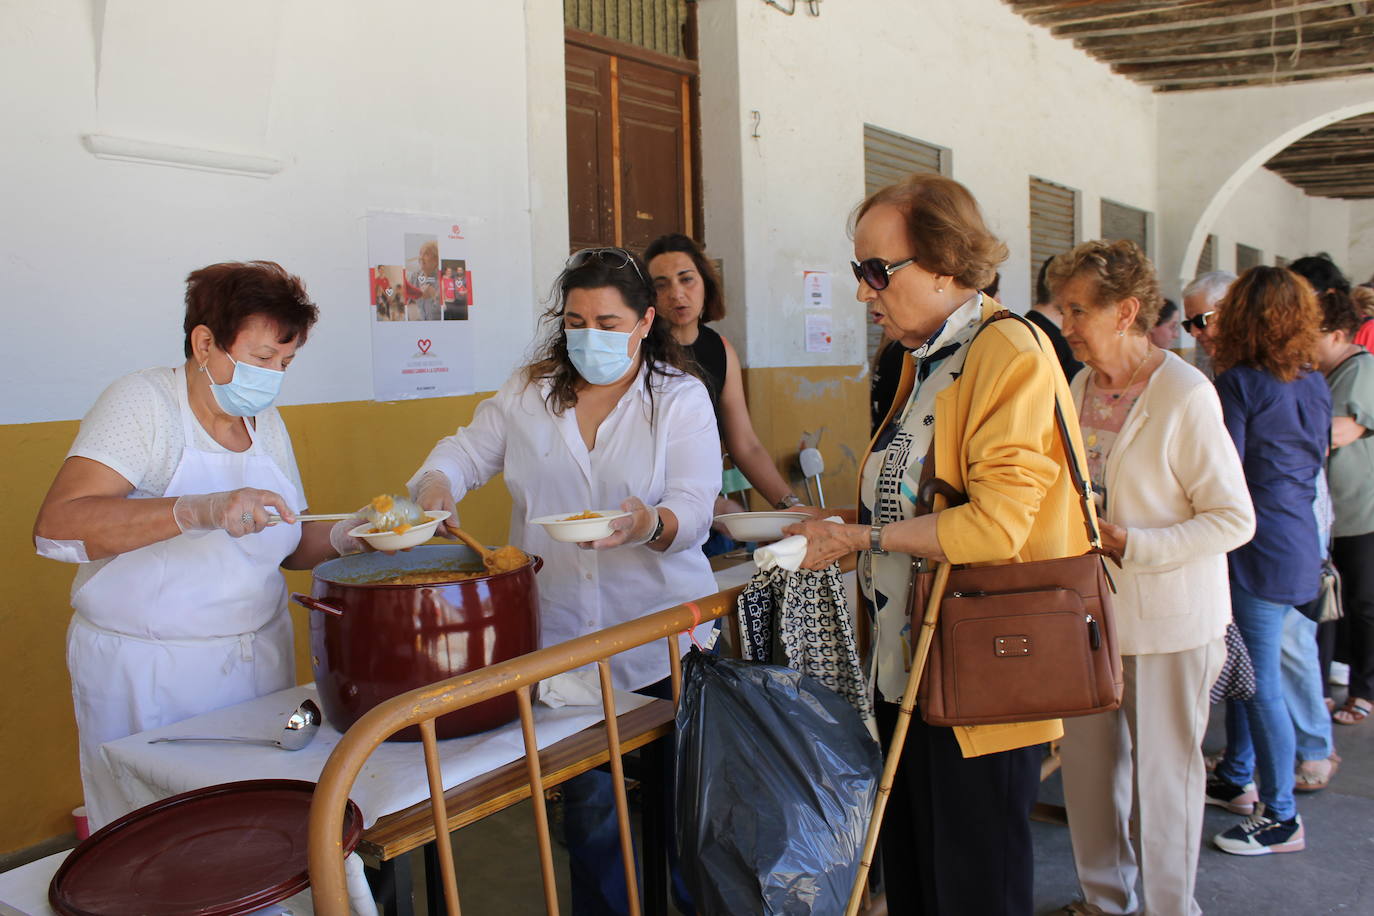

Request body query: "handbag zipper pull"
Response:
[1086, 614, 1101, 650]
[951, 590, 985, 598]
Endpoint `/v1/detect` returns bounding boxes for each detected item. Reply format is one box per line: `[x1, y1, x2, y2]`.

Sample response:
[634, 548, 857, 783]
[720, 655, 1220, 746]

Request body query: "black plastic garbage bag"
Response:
[675, 648, 881, 916]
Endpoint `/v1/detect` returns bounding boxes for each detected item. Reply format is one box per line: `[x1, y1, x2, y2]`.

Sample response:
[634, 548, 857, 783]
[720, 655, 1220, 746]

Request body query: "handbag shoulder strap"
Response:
[916, 309, 1103, 549]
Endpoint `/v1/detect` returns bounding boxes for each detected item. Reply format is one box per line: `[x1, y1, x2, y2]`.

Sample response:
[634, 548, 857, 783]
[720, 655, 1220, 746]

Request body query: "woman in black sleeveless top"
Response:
[644, 234, 803, 515]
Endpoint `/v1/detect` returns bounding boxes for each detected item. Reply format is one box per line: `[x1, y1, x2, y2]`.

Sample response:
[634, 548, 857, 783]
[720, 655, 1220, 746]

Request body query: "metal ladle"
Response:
[148, 698, 322, 751]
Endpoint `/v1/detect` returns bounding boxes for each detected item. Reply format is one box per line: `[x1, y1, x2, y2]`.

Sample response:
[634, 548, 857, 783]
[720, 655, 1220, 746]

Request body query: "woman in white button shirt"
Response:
[32, 261, 358, 829]
[409, 247, 720, 915]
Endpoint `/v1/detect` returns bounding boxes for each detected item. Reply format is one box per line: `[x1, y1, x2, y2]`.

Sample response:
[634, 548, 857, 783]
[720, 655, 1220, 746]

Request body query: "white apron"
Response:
[67, 369, 303, 828]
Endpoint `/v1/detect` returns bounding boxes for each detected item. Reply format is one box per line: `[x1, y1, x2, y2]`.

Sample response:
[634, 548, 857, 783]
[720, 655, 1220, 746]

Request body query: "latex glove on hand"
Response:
[173, 488, 295, 538]
[328, 513, 371, 556]
[585, 497, 658, 550]
[410, 469, 460, 539]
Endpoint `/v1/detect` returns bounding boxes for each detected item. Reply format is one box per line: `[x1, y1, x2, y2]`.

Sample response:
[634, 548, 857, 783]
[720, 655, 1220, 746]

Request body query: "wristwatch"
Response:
[775, 493, 804, 510]
[869, 523, 888, 555]
[646, 513, 666, 545]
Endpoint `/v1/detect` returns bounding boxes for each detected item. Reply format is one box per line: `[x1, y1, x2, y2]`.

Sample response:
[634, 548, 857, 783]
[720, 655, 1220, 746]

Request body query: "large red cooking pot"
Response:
[291, 544, 541, 741]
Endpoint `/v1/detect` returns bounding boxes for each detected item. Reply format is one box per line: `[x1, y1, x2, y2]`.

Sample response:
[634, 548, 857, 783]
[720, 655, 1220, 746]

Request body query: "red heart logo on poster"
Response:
[417, 339, 432, 354]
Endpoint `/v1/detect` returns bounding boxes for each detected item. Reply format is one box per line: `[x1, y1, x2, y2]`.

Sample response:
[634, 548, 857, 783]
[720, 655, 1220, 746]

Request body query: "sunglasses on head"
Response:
[851, 256, 918, 292]
[565, 247, 647, 287]
[1181, 310, 1216, 332]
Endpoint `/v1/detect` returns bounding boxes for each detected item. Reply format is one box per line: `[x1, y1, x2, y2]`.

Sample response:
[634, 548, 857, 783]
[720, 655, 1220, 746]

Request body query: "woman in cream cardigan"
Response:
[790, 174, 1090, 916]
[1050, 240, 1255, 916]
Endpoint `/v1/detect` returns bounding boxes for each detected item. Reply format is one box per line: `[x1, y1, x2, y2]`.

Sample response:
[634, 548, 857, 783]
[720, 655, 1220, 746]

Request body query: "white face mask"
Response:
[566, 326, 642, 385]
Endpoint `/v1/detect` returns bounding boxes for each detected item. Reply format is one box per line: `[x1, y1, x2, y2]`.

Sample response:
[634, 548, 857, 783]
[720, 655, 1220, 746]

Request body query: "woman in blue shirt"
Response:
[1207, 266, 1330, 856]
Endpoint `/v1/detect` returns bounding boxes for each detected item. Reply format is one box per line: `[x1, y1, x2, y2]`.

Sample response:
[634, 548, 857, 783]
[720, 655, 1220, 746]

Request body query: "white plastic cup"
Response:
[72, 805, 89, 841]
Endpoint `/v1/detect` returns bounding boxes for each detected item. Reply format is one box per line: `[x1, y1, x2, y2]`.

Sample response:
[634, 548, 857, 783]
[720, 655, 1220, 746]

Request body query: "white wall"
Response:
[0, 0, 565, 425]
[1350, 200, 1374, 286]
[696, 0, 1158, 370]
[1206, 168, 1351, 273]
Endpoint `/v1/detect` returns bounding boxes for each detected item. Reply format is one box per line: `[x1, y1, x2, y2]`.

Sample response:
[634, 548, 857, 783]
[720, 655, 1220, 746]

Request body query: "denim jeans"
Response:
[1280, 608, 1333, 762]
[1217, 581, 1298, 820]
[563, 673, 696, 916]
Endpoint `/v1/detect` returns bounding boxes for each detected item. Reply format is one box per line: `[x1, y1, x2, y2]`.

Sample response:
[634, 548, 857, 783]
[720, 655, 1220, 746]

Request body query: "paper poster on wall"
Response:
[366, 212, 475, 400]
[805, 313, 833, 353]
[803, 270, 832, 309]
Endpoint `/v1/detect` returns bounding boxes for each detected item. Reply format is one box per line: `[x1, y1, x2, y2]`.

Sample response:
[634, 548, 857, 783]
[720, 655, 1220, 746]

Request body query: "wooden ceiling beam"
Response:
[1072, 12, 1366, 53]
[1116, 44, 1374, 78]
[1054, 0, 1355, 39]
[1147, 61, 1374, 87]
[1023, 0, 1220, 28]
[1106, 39, 1345, 66]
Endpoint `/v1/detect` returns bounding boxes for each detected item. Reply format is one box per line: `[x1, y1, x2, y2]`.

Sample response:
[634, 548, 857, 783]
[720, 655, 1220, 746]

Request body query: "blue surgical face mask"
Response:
[565, 326, 642, 386]
[206, 354, 285, 417]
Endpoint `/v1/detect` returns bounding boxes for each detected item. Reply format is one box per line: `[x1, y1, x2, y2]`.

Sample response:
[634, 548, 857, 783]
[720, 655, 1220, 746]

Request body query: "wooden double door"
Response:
[565, 31, 698, 254]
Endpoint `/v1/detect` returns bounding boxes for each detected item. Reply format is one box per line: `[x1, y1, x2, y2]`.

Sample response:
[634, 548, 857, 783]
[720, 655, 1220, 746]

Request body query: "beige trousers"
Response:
[1060, 639, 1224, 916]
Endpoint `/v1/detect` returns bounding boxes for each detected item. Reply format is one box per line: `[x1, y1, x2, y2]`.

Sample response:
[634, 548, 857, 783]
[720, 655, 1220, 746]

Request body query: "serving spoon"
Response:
[449, 525, 528, 574]
[148, 698, 322, 751]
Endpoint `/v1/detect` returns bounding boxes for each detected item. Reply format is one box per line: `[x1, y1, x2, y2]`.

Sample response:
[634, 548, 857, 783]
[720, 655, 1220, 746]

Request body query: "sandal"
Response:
[1326, 696, 1336, 714]
[1295, 753, 1341, 792]
[1333, 696, 1373, 725]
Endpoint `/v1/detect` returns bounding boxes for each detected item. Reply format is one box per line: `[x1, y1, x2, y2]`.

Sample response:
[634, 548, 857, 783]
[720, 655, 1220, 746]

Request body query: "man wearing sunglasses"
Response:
[1182, 270, 1236, 378]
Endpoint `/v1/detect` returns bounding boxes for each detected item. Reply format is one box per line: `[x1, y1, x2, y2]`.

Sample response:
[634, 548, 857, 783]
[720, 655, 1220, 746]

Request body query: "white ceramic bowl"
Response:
[712, 510, 809, 543]
[348, 510, 451, 551]
[531, 510, 632, 543]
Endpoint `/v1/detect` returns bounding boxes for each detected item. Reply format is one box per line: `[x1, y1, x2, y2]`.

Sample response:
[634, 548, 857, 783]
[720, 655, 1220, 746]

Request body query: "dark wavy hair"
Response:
[643, 233, 725, 323]
[525, 249, 694, 415]
[1319, 288, 1362, 336]
[1213, 266, 1320, 383]
[1289, 253, 1350, 295]
[182, 261, 318, 357]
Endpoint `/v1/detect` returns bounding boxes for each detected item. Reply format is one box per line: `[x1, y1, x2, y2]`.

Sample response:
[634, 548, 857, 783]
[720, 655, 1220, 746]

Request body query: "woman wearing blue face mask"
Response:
[33, 261, 357, 830]
[409, 247, 720, 915]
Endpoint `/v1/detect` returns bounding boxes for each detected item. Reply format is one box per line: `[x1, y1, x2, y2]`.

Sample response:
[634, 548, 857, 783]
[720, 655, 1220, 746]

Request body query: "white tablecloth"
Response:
[96, 684, 651, 828]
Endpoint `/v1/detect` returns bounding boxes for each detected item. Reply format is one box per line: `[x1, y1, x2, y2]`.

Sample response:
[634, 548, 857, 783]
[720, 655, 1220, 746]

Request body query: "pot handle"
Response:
[530, 554, 544, 574]
[291, 593, 344, 617]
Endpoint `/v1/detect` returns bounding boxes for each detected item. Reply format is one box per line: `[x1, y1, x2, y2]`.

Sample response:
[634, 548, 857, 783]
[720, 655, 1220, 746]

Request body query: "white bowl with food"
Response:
[348, 510, 451, 551]
[531, 510, 633, 543]
[712, 510, 809, 543]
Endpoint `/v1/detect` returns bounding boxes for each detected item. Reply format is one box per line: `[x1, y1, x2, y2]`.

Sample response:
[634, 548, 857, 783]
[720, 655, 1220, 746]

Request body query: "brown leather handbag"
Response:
[909, 311, 1123, 727]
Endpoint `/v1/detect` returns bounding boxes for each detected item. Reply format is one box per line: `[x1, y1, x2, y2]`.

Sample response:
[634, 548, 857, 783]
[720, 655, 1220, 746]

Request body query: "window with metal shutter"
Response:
[565, 0, 689, 59]
[1030, 177, 1077, 304]
[862, 125, 946, 360]
[1237, 244, 1263, 272]
[1196, 234, 1216, 275]
[1101, 199, 1149, 254]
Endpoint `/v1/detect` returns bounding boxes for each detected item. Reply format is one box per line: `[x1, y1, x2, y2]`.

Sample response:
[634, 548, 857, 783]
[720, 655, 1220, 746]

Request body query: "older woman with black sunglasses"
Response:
[409, 247, 720, 914]
[787, 174, 1092, 915]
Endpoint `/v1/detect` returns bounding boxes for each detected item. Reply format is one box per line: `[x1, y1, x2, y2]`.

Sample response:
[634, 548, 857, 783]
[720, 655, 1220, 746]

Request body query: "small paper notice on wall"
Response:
[805, 313, 833, 353]
[803, 270, 832, 309]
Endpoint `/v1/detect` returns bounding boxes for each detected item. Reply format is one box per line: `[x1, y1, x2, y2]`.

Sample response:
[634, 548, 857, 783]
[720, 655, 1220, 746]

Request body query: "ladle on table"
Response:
[448, 525, 528, 574]
[147, 698, 322, 751]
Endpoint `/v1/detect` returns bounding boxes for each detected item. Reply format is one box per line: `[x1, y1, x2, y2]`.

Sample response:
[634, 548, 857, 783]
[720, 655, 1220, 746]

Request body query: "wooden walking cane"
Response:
[843, 556, 950, 916]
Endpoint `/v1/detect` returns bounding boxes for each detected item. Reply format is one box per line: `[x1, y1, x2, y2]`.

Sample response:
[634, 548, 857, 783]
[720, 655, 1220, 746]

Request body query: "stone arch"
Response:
[1180, 100, 1374, 282]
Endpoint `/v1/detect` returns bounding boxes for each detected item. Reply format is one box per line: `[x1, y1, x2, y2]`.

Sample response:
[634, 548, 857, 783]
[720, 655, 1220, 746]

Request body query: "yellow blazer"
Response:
[863, 297, 1096, 757]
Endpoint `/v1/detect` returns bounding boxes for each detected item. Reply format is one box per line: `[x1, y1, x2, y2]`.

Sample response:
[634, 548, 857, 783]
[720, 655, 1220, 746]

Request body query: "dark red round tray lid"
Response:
[49, 779, 363, 916]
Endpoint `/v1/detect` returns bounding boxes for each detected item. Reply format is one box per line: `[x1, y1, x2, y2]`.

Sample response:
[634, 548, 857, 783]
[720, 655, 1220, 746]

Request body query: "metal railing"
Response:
[307, 581, 746, 916]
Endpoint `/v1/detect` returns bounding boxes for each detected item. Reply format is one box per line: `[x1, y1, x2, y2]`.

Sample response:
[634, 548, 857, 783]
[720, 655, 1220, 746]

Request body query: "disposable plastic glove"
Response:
[585, 497, 659, 550]
[410, 470, 459, 538]
[329, 514, 369, 556]
[173, 489, 295, 538]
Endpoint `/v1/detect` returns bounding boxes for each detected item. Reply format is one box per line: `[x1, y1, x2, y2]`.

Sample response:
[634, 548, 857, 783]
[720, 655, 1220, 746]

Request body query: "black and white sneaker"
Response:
[1204, 776, 1258, 815]
[1214, 804, 1305, 856]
